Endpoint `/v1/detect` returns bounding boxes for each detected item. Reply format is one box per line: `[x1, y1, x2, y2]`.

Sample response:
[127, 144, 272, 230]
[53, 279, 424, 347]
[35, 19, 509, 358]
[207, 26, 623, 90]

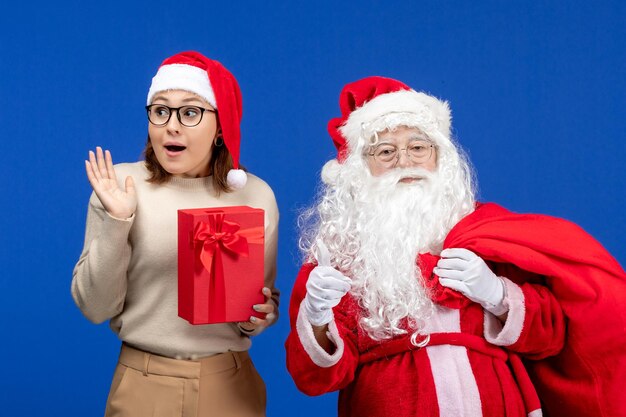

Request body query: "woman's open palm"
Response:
[85, 147, 137, 219]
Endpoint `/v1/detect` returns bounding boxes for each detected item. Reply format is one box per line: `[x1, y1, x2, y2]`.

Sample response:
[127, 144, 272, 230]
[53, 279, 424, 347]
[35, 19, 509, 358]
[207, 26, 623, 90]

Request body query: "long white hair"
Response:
[299, 118, 476, 340]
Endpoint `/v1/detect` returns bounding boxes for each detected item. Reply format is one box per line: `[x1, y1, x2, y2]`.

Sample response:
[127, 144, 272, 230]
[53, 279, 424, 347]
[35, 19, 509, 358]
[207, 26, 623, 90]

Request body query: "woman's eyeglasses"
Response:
[145, 104, 216, 127]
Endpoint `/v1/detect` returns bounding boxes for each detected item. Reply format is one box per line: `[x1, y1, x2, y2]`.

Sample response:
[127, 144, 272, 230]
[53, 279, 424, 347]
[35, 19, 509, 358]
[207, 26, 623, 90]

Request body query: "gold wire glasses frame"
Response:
[145, 104, 216, 127]
[367, 140, 436, 168]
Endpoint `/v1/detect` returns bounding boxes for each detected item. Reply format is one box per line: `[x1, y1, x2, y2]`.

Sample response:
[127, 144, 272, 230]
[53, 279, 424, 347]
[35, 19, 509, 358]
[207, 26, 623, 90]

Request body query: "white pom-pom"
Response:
[227, 169, 247, 189]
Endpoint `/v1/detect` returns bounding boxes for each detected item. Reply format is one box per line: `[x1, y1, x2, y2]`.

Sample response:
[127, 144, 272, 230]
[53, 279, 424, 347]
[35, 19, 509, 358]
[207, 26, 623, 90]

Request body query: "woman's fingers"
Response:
[262, 287, 272, 299]
[105, 149, 117, 183]
[244, 290, 278, 329]
[84, 148, 136, 219]
[253, 302, 274, 314]
[248, 314, 275, 328]
[87, 147, 120, 190]
[85, 160, 98, 188]
[88, 150, 102, 181]
[124, 176, 136, 196]
[96, 147, 109, 179]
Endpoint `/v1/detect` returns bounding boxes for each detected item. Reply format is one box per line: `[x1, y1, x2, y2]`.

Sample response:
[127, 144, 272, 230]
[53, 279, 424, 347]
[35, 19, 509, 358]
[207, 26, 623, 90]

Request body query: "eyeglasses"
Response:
[145, 104, 216, 127]
[367, 140, 436, 168]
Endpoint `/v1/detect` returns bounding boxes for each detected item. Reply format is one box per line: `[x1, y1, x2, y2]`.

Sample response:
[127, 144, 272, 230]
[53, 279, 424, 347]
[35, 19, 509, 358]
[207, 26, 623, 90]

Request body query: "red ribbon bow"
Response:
[193, 214, 251, 273]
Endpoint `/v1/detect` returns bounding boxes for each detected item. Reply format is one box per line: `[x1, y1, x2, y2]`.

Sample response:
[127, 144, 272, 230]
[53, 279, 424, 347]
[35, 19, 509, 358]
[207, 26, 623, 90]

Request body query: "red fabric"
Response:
[419, 252, 470, 308]
[327, 76, 410, 162]
[285, 202, 625, 416]
[444, 202, 626, 417]
[286, 267, 564, 415]
[178, 206, 264, 324]
[286, 276, 555, 416]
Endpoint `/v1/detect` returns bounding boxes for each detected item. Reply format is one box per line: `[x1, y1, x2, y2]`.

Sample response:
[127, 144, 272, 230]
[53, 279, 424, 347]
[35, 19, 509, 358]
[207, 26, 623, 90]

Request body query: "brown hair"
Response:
[143, 136, 236, 195]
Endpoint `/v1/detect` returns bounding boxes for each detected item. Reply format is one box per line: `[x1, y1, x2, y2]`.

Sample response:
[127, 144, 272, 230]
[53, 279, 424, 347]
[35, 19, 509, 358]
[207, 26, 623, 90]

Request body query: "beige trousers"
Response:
[104, 344, 266, 417]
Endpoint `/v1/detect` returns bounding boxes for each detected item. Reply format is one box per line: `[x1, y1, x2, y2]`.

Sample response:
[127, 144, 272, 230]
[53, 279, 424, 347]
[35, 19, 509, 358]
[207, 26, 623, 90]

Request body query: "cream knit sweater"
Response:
[72, 162, 279, 359]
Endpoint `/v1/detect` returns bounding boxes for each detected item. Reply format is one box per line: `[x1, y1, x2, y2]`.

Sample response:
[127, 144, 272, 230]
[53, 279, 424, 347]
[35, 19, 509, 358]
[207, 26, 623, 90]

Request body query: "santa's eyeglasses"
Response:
[367, 140, 436, 167]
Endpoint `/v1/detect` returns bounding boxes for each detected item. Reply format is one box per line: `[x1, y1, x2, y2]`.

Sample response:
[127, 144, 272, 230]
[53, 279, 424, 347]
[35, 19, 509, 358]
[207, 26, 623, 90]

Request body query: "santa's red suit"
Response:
[285, 203, 626, 417]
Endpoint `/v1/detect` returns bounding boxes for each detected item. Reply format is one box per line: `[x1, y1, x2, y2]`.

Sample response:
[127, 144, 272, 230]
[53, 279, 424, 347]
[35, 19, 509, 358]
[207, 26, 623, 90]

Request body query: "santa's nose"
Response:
[395, 150, 413, 168]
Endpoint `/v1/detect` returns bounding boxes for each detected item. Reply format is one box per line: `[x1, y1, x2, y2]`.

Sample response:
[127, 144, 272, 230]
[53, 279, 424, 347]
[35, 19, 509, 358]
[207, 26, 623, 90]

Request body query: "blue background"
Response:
[1, 1, 624, 416]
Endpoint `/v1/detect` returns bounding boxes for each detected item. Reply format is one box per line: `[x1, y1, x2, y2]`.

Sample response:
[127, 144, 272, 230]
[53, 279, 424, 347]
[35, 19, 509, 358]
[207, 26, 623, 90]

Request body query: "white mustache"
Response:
[371, 167, 435, 187]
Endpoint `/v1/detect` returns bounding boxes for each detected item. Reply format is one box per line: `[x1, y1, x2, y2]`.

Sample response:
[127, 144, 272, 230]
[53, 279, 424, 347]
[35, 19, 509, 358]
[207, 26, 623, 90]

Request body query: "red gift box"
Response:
[178, 206, 265, 324]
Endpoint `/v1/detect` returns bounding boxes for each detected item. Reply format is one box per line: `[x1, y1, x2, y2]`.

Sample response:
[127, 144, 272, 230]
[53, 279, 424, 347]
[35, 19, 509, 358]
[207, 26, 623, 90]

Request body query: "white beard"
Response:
[301, 151, 475, 340]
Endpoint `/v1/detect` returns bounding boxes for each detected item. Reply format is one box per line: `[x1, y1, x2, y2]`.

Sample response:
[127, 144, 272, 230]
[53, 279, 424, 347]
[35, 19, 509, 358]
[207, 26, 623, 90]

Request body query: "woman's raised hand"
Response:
[85, 147, 137, 219]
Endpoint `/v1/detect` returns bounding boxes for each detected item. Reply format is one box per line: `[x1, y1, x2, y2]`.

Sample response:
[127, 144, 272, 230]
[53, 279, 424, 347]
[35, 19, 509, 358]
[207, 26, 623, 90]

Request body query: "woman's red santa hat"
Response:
[147, 51, 247, 189]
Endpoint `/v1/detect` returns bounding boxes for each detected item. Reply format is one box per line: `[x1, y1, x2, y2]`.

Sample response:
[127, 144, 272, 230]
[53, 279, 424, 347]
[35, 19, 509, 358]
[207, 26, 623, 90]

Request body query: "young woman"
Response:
[72, 51, 279, 417]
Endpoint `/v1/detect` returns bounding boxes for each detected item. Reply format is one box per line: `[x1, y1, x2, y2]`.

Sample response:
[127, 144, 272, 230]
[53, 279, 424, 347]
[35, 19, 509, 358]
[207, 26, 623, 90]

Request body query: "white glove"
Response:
[435, 248, 507, 315]
[303, 241, 352, 326]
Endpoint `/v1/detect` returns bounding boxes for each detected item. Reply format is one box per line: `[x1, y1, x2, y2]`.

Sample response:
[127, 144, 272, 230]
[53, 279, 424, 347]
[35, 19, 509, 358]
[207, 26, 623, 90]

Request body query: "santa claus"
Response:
[285, 76, 626, 417]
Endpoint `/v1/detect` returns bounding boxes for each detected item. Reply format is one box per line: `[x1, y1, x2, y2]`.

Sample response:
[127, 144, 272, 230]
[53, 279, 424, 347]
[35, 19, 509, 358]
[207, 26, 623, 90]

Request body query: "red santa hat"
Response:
[327, 76, 452, 163]
[147, 51, 247, 189]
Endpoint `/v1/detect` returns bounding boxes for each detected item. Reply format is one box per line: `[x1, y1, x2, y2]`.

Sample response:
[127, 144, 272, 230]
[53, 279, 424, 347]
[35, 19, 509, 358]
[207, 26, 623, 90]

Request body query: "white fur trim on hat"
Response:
[227, 169, 247, 189]
[147, 64, 217, 107]
[339, 90, 451, 149]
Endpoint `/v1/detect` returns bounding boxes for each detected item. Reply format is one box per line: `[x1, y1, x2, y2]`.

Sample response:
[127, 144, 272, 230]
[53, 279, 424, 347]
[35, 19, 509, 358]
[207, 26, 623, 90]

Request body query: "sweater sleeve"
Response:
[71, 191, 134, 324]
[285, 263, 360, 396]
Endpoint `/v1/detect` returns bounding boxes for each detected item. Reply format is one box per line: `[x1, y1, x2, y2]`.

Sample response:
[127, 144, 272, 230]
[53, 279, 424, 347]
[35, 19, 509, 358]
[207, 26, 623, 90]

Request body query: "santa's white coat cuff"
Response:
[296, 300, 344, 368]
[484, 278, 525, 346]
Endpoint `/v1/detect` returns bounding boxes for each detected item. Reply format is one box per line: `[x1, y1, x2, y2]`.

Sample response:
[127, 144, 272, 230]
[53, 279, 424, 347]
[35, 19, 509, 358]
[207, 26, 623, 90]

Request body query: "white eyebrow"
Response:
[374, 136, 430, 147]
[408, 134, 431, 142]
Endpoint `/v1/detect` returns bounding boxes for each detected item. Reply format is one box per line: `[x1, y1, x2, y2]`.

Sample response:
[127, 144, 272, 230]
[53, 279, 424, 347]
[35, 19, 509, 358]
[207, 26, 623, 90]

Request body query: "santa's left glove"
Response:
[435, 248, 507, 316]
[303, 241, 352, 326]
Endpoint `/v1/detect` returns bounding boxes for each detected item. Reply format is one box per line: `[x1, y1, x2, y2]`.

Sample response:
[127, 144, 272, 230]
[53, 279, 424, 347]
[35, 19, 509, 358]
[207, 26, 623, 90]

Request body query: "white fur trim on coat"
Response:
[339, 89, 451, 151]
[484, 278, 526, 346]
[296, 300, 344, 368]
[423, 307, 483, 416]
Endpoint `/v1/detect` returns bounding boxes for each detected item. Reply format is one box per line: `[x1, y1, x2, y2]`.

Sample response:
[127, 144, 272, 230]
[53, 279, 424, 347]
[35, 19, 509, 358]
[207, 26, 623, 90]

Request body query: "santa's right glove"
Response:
[303, 241, 352, 326]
